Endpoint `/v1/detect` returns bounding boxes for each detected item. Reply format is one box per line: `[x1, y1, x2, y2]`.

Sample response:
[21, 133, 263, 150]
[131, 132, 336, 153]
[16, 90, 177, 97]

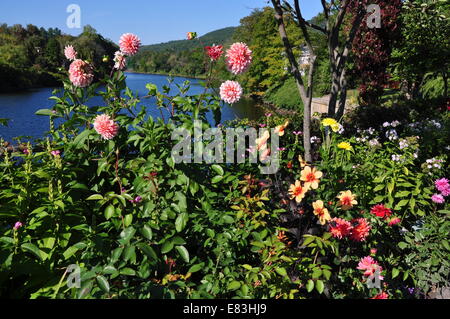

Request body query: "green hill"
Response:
[139, 27, 237, 53]
[127, 27, 236, 77]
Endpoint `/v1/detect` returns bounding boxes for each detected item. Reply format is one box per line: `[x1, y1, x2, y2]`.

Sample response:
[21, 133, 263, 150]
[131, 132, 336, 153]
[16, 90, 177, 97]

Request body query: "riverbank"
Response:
[126, 69, 207, 80]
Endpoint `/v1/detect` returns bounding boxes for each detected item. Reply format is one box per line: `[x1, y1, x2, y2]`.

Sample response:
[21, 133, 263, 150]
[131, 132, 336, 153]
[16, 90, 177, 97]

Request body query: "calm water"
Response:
[0, 72, 263, 142]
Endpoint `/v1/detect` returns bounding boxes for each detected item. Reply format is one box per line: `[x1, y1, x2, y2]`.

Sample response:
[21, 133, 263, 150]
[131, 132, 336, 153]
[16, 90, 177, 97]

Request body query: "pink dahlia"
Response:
[205, 45, 224, 61]
[226, 42, 252, 75]
[371, 291, 389, 299]
[329, 218, 353, 239]
[435, 178, 449, 192]
[220, 80, 243, 104]
[357, 256, 384, 280]
[114, 51, 127, 70]
[431, 194, 445, 204]
[435, 178, 450, 196]
[93, 114, 119, 140]
[349, 218, 371, 242]
[69, 59, 94, 88]
[119, 33, 141, 56]
[64, 45, 77, 61]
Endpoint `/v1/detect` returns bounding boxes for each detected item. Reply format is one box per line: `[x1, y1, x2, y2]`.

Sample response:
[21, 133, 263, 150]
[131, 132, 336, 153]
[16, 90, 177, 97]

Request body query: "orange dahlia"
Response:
[288, 180, 310, 203]
[312, 200, 331, 225]
[274, 120, 289, 137]
[300, 166, 323, 189]
[337, 190, 358, 210]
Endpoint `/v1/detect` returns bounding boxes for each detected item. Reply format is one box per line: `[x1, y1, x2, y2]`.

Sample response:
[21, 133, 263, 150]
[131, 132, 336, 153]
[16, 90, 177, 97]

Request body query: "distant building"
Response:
[299, 46, 312, 76]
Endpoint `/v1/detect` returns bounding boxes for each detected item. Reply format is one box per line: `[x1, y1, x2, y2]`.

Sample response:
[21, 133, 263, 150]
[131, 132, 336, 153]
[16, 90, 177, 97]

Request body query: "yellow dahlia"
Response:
[300, 166, 323, 189]
[312, 200, 331, 225]
[337, 190, 358, 210]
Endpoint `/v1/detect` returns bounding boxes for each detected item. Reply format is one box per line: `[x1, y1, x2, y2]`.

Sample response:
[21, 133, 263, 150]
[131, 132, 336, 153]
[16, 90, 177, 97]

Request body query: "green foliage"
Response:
[0, 23, 117, 92]
[128, 27, 236, 77]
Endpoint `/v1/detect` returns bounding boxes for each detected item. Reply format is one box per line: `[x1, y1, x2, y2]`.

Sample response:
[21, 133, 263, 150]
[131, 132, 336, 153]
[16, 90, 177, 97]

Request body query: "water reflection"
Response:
[0, 72, 264, 142]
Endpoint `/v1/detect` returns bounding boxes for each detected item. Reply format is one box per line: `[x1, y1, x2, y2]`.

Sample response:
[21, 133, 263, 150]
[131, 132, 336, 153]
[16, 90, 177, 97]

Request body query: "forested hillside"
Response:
[127, 27, 236, 76]
[0, 24, 118, 92]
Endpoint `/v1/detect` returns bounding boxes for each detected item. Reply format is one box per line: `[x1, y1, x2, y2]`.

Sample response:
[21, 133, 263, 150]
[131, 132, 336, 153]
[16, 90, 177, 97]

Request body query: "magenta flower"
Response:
[119, 33, 141, 56]
[23, 148, 30, 155]
[93, 114, 119, 140]
[259, 124, 267, 128]
[293, 131, 303, 136]
[64, 45, 77, 61]
[69, 59, 94, 88]
[265, 113, 272, 118]
[226, 42, 252, 75]
[51, 150, 61, 157]
[435, 178, 449, 191]
[220, 81, 243, 104]
[432, 194, 445, 204]
[13, 222, 23, 230]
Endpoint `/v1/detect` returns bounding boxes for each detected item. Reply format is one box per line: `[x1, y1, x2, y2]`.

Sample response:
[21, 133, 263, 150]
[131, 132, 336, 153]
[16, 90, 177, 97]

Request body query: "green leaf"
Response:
[175, 213, 189, 232]
[96, 276, 110, 293]
[306, 280, 314, 293]
[72, 129, 92, 150]
[86, 194, 103, 201]
[120, 268, 136, 276]
[442, 240, 450, 251]
[275, 267, 288, 277]
[395, 191, 411, 198]
[140, 225, 153, 240]
[124, 214, 133, 227]
[302, 236, 316, 247]
[222, 215, 234, 224]
[63, 242, 86, 260]
[0, 237, 15, 245]
[228, 281, 241, 291]
[242, 264, 253, 270]
[211, 176, 223, 184]
[175, 246, 190, 263]
[315, 280, 324, 294]
[311, 268, 322, 279]
[188, 263, 204, 273]
[21, 243, 46, 261]
[211, 165, 224, 176]
[119, 227, 136, 245]
[35, 109, 54, 116]
[161, 240, 174, 254]
[398, 242, 408, 250]
[104, 205, 115, 220]
[392, 268, 400, 279]
[137, 244, 157, 260]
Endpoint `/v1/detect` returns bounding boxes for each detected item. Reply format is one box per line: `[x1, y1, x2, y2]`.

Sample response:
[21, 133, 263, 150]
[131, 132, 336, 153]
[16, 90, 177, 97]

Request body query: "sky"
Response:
[0, 0, 323, 45]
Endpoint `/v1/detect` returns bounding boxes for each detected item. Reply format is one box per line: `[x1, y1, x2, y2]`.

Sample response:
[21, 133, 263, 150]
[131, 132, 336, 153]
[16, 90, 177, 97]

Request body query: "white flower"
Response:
[391, 120, 400, 127]
[383, 122, 391, 127]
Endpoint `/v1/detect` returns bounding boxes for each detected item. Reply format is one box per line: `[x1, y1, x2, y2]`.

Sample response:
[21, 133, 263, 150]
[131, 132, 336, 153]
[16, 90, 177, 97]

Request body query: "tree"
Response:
[391, 0, 450, 99]
[349, 0, 402, 105]
[271, 0, 317, 163]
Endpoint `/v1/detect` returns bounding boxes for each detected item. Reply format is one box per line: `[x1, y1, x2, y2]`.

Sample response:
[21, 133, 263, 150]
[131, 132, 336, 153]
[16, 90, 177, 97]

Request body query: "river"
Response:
[0, 72, 263, 142]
